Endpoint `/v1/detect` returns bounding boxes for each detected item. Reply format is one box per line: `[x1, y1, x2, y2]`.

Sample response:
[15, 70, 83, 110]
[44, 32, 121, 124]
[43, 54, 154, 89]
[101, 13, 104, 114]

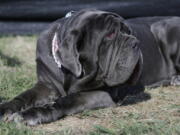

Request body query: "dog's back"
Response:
[125, 17, 180, 87]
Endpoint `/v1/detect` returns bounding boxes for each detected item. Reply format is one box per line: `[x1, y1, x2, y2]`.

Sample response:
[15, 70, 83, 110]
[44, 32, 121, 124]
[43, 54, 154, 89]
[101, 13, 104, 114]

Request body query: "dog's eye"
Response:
[106, 32, 115, 39]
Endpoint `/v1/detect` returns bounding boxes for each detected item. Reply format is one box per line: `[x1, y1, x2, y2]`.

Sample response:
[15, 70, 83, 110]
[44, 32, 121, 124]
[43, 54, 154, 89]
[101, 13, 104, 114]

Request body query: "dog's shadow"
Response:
[0, 50, 22, 67]
[121, 92, 151, 106]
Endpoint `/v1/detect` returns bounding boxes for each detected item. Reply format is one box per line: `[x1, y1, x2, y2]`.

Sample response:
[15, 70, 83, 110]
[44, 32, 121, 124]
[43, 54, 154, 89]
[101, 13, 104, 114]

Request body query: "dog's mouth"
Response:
[101, 48, 143, 86]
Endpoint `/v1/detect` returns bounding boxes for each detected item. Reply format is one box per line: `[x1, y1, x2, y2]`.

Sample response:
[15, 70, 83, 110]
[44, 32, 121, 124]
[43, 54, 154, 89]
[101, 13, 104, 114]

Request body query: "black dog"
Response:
[0, 9, 180, 125]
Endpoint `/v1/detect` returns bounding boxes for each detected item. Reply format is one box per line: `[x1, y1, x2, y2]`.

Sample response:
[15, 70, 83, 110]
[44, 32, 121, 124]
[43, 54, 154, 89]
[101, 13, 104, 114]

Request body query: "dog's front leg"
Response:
[0, 82, 59, 118]
[12, 91, 115, 125]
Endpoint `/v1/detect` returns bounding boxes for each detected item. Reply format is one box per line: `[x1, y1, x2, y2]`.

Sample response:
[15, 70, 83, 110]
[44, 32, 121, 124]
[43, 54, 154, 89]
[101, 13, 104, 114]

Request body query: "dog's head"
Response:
[52, 9, 143, 86]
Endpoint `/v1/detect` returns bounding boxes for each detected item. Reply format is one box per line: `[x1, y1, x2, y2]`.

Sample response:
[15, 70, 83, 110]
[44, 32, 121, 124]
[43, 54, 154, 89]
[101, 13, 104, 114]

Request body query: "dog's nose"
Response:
[132, 43, 137, 49]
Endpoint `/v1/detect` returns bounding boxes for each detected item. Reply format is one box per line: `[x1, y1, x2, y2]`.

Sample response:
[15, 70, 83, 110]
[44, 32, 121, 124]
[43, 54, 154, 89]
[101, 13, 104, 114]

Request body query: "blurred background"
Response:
[0, 0, 180, 35]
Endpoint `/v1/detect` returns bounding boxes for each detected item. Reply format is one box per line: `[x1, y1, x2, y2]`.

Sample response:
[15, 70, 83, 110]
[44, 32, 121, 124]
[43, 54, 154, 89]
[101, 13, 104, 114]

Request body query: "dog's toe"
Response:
[171, 75, 180, 86]
[3, 113, 24, 123]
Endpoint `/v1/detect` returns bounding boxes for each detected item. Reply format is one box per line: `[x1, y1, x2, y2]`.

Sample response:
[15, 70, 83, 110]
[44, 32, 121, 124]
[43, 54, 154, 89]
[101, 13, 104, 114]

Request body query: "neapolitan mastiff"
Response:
[0, 9, 180, 125]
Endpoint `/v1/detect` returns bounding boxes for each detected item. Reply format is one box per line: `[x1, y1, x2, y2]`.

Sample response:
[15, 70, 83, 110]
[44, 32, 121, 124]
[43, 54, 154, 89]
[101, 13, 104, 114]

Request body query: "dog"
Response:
[0, 9, 180, 125]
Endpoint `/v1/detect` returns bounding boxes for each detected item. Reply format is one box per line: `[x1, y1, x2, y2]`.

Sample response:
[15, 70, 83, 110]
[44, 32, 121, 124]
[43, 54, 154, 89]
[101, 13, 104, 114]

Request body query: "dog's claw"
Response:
[171, 75, 180, 86]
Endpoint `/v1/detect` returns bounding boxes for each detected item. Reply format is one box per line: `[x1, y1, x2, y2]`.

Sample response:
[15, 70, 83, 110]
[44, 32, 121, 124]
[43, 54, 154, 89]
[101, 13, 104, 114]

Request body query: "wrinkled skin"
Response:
[1, 9, 180, 126]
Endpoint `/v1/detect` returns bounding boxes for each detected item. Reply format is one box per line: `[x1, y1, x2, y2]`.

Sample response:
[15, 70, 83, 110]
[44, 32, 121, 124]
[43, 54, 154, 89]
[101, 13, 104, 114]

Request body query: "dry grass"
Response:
[0, 36, 37, 99]
[0, 36, 179, 135]
[35, 86, 180, 134]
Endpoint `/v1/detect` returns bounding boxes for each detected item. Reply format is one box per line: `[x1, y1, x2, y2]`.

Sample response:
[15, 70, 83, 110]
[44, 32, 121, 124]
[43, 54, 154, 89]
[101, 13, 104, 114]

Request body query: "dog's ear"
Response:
[55, 29, 82, 77]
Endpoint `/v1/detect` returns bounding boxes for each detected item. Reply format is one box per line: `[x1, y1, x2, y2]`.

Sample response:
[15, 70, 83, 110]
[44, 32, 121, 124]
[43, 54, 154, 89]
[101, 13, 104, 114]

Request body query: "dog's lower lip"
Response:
[126, 51, 143, 85]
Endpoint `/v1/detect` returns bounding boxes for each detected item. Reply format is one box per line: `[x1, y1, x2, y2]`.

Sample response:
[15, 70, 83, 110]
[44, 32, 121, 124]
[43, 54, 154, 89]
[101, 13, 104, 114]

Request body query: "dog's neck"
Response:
[52, 11, 74, 68]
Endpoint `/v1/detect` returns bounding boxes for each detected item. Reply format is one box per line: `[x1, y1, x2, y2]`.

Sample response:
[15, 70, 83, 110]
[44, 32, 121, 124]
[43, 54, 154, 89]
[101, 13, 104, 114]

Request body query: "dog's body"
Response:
[1, 9, 180, 125]
[126, 16, 180, 87]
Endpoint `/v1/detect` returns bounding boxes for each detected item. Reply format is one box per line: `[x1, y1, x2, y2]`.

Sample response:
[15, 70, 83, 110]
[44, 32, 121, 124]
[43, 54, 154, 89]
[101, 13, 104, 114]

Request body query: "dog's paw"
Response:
[171, 75, 180, 86]
[3, 113, 23, 123]
[22, 114, 40, 126]
[3, 112, 39, 126]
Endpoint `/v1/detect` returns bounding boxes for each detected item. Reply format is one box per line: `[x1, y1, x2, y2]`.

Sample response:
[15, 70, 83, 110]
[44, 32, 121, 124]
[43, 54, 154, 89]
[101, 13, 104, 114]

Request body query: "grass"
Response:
[0, 36, 180, 135]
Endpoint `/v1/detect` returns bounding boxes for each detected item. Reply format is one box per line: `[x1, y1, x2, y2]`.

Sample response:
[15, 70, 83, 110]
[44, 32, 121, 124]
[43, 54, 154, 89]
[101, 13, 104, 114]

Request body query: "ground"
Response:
[0, 36, 179, 135]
